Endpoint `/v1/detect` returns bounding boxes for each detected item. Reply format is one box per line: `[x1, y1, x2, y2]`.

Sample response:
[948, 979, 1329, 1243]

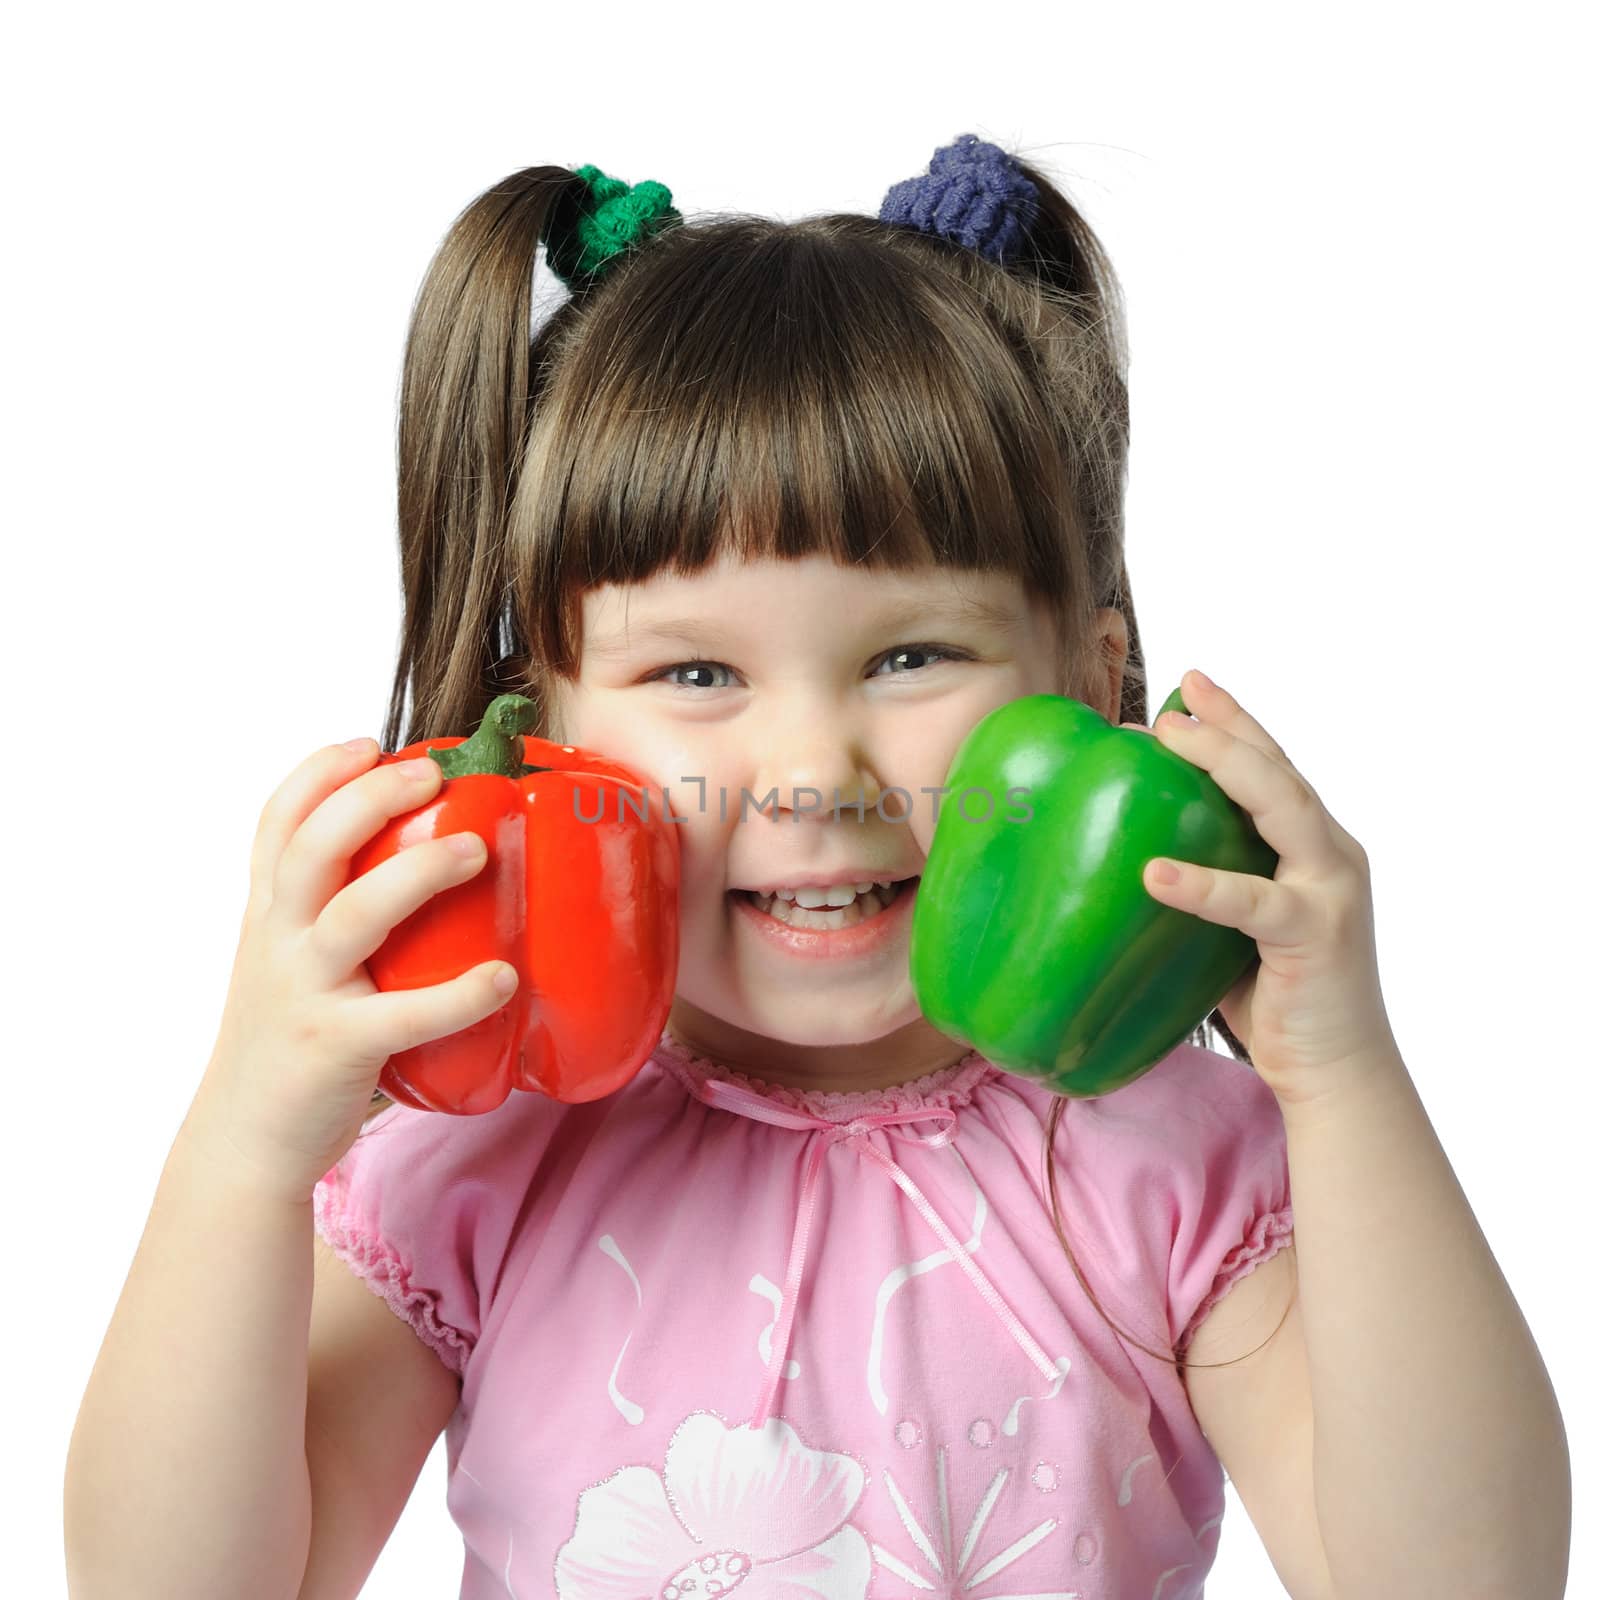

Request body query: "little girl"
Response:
[65, 137, 1569, 1599]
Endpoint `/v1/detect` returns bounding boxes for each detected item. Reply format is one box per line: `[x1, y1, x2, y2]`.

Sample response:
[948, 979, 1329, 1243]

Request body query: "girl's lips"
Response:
[729, 877, 920, 961]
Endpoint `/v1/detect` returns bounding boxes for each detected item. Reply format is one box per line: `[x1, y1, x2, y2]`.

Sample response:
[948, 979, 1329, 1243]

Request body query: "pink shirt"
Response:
[313, 1030, 1294, 1599]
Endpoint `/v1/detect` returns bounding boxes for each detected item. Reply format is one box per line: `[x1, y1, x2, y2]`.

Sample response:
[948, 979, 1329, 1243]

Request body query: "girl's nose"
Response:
[746, 723, 889, 823]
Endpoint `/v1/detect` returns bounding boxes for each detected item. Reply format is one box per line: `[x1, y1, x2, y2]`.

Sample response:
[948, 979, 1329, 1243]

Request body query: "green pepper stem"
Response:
[1154, 686, 1190, 720]
[425, 693, 550, 778]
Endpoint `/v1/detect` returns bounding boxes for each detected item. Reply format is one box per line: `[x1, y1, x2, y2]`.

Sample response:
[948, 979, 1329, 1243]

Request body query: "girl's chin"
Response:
[670, 1002, 928, 1061]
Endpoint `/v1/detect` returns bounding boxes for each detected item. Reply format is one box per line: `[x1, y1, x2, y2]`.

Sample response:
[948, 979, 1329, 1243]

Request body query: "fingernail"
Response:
[342, 737, 374, 753]
[1188, 669, 1214, 690]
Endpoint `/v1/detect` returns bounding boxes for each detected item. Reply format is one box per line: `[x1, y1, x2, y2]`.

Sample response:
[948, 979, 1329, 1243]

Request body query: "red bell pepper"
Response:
[347, 693, 679, 1115]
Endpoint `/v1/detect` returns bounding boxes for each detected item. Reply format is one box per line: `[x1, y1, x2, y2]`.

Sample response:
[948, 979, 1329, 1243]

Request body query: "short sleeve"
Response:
[1157, 1044, 1295, 1357]
[1050, 1040, 1294, 1361]
[312, 1090, 562, 1378]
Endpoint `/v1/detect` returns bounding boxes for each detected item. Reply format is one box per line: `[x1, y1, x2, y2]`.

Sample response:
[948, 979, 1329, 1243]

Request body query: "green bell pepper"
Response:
[908, 687, 1278, 1097]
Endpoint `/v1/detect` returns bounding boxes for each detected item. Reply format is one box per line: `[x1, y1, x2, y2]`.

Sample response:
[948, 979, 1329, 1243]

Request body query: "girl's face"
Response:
[547, 552, 1127, 1089]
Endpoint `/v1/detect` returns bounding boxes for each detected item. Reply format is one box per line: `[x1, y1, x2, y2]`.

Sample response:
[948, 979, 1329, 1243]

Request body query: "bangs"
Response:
[513, 216, 1093, 678]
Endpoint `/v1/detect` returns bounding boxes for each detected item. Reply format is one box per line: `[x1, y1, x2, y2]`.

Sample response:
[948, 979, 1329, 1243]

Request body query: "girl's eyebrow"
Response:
[585, 594, 1022, 659]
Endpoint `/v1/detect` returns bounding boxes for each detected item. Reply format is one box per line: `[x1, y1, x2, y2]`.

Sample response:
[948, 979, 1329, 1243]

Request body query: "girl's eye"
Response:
[874, 643, 969, 676]
[648, 643, 970, 691]
[654, 661, 735, 691]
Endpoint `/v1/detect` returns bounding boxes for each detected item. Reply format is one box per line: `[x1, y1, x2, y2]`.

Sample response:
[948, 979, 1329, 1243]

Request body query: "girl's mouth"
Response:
[733, 877, 917, 931]
[726, 877, 923, 961]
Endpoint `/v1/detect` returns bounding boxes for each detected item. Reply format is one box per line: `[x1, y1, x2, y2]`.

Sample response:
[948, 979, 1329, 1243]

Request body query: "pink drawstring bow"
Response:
[689, 1075, 1064, 1430]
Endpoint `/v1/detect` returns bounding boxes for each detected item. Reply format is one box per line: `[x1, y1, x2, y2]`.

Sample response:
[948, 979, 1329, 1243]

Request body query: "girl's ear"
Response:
[1090, 607, 1129, 723]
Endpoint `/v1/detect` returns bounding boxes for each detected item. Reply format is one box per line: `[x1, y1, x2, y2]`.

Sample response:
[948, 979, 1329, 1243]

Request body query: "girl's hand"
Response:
[1121, 669, 1398, 1108]
[182, 740, 516, 1204]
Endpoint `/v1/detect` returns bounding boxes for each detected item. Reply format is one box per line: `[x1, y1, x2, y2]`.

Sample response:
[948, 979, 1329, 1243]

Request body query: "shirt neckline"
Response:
[651, 1028, 999, 1123]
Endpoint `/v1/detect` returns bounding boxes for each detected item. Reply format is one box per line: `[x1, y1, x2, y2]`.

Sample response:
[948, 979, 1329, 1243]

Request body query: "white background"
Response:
[10, 2, 1592, 1595]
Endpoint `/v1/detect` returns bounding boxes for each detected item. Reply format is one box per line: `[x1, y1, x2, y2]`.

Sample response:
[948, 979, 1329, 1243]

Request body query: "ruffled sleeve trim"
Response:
[1176, 1204, 1296, 1357]
[312, 1178, 472, 1379]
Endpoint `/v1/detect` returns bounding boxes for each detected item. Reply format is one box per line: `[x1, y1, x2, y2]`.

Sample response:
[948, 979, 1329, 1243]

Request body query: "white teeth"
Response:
[796, 885, 854, 908]
[748, 879, 902, 922]
[760, 878, 897, 909]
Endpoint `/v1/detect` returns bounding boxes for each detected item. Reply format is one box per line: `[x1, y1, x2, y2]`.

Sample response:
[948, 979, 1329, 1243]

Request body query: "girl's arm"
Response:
[64, 1094, 314, 1600]
[1283, 1044, 1569, 1599]
[1136, 672, 1571, 1596]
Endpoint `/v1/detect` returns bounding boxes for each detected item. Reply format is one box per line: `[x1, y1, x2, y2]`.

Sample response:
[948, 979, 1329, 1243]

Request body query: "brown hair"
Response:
[355, 151, 1293, 1374]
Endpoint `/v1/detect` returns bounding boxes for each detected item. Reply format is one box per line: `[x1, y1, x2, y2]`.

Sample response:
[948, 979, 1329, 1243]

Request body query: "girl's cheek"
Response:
[889, 750, 969, 853]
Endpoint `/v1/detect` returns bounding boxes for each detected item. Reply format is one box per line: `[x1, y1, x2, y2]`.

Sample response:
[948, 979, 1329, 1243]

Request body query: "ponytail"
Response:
[382, 165, 579, 756]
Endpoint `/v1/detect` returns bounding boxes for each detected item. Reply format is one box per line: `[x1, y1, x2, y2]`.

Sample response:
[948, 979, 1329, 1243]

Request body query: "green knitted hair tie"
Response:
[541, 163, 681, 289]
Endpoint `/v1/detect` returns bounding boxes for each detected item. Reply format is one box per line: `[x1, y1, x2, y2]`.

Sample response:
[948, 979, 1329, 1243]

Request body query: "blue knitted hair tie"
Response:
[877, 134, 1040, 267]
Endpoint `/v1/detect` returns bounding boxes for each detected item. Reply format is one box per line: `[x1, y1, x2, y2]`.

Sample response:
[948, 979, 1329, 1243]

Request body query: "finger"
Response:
[248, 740, 381, 913]
[309, 829, 487, 985]
[1177, 669, 1293, 765]
[1151, 712, 1348, 877]
[344, 960, 520, 1072]
[1142, 857, 1319, 948]
[273, 752, 444, 932]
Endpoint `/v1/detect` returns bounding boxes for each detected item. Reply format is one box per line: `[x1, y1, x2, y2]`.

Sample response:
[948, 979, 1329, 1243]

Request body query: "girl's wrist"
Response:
[1269, 1037, 1411, 1130]
[174, 1086, 320, 1210]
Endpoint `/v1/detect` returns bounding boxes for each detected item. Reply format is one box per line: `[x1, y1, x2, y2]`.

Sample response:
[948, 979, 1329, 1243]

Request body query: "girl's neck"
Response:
[663, 1002, 977, 1095]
